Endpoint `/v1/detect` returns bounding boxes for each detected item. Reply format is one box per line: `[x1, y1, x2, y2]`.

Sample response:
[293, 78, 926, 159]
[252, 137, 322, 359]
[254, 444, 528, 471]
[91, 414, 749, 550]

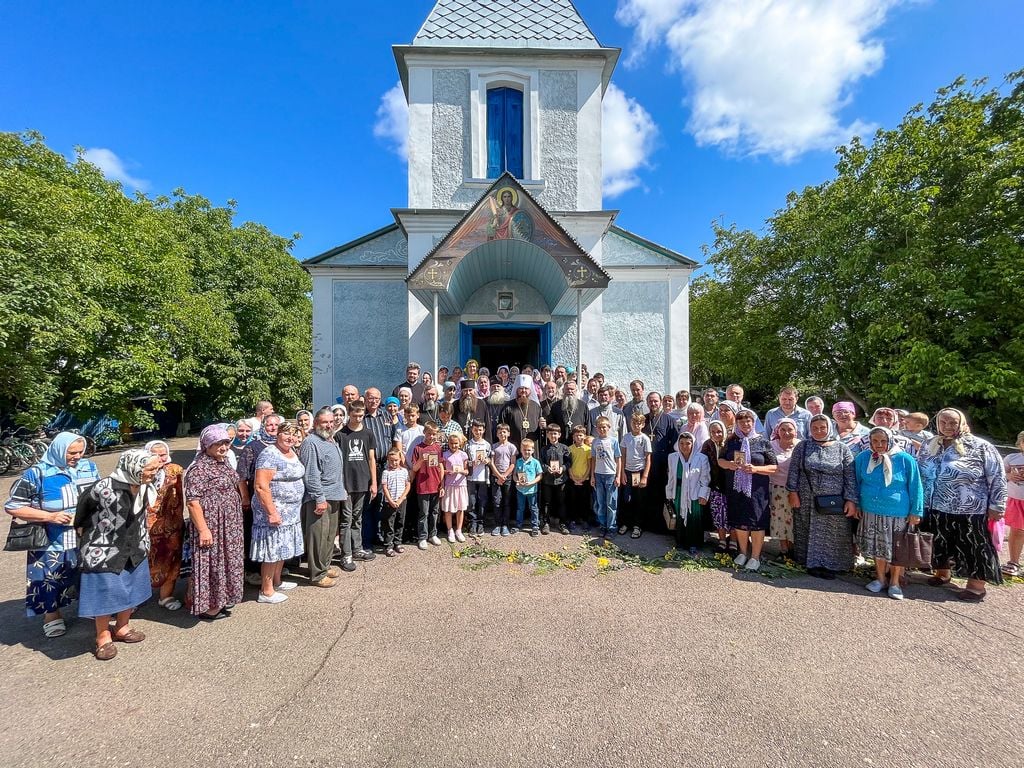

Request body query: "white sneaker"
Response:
[447, 529, 456, 543]
[866, 579, 885, 593]
[245, 572, 262, 586]
[455, 530, 466, 543]
[744, 557, 760, 572]
[277, 580, 298, 591]
[429, 535, 443, 546]
[417, 540, 428, 550]
[733, 553, 748, 567]
[888, 585, 905, 600]
[257, 591, 288, 604]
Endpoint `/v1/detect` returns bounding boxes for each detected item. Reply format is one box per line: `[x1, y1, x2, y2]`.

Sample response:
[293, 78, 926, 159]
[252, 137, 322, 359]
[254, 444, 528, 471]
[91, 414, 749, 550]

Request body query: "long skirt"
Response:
[441, 484, 469, 514]
[793, 504, 854, 571]
[78, 561, 151, 618]
[709, 490, 728, 530]
[769, 485, 793, 541]
[923, 510, 1003, 583]
[674, 500, 704, 550]
[188, 511, 244, 616]
[857, 512, 908, 562]
[25, 545, 79, 617]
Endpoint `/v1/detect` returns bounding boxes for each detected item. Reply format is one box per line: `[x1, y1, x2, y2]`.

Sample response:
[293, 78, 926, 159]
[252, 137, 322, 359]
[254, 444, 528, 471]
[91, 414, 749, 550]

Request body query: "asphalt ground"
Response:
[1, 437, 1021, 768]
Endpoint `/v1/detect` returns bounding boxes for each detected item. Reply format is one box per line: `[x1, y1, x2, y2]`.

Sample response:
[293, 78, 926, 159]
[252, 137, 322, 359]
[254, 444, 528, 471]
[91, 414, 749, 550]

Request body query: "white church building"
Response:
[305, 0, 696, 404]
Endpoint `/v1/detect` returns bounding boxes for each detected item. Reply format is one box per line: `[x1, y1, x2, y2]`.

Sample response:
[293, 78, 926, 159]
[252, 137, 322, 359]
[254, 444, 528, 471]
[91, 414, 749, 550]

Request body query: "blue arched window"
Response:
[486, 87, 524, 179]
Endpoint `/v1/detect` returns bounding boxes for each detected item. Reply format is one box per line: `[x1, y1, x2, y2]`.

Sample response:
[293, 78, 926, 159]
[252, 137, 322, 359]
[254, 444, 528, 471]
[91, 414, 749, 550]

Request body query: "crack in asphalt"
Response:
[265, 566, 368, 727]
[925, 601, 1024, 642]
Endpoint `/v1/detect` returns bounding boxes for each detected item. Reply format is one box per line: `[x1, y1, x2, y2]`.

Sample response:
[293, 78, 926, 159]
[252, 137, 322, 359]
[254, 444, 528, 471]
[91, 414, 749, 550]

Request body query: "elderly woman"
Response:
[917, 408, 1006, 601]
[700, 420, 732, 553]
[4, 432, 99, 637]
[231, 419, 253, 450]
[76, 449, 162, 660]
[683, 403, 710, 451]
[718, 408, 777, 572]
[665, 432, 711, 555]
[855, 427, 924, 600]
[787, 414, 858, 579]
[833, 401, 868, 449]
[144, 440, 185, 611]
[251, 421, 306, 604]
[854, 408, 913, 456]
[185, 424, 248, 619]
[769, 418, 801, 560]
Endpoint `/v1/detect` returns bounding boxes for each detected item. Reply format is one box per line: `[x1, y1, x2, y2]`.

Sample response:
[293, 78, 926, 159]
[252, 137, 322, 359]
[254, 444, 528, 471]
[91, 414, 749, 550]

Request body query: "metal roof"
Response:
[414, 0, 601, 49]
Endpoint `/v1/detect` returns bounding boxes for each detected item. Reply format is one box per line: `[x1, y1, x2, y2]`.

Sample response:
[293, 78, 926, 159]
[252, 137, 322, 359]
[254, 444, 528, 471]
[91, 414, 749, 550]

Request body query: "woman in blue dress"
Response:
[4, 432, 99, 638]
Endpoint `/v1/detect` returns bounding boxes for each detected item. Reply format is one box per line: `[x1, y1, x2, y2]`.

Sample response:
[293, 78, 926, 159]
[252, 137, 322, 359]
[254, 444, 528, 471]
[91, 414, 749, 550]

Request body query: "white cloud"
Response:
[80, 147, 149, 191]
[616, 0, 898, 161]
[373, 81, 409, 160]
[602, 83, 658, 198]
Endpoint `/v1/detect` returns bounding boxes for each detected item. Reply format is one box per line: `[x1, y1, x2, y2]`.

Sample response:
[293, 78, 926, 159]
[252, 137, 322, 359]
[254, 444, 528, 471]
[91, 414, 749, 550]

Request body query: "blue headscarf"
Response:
[39, 432, 90, 476]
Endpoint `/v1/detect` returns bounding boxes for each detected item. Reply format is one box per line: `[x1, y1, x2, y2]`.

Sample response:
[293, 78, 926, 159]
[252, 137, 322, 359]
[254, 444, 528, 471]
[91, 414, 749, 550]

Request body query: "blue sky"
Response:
[2, 1, 1021, 267]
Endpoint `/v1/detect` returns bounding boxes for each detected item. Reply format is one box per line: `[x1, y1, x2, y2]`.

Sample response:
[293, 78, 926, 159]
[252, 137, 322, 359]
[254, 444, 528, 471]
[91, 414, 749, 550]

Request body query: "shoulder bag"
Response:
[892, 524, 933, 569]
[802, 446, 846, 515]
[4, 520, 50, 551]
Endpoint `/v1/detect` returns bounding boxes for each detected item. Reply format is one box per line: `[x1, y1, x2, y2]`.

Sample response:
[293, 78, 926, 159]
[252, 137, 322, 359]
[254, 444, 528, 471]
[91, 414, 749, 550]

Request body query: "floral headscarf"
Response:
[865, 426, 898, 486]
[922, 407, 971, 457]
[809, 413, 837, 443]
[109, 448, 159, 515]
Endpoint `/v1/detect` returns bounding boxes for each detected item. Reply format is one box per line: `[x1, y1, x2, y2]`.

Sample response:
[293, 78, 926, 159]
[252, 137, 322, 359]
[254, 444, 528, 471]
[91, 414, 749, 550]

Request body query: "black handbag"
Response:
[802, 449, 847, 516]
[4, 520, 50, 551]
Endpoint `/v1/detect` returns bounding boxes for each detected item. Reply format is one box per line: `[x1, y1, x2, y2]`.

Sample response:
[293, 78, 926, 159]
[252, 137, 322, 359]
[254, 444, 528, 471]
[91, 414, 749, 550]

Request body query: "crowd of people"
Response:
[5, 359, 1021, 660]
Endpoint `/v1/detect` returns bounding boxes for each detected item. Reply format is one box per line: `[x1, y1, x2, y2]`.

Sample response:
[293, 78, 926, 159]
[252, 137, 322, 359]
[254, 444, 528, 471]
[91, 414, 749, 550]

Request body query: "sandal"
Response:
[113, 628, 146, 643]
[631, 526, 641, 539]
[158, 596, 183, 611]
[958, 590, 986, 602]
[94, 642, 117, 661]
[1000, 562, 1020, 577]
[198, 609, 230, 621]
[43, 619, 66, 638]
[927, 576, 952, 587]
[715, 541, 728, 554]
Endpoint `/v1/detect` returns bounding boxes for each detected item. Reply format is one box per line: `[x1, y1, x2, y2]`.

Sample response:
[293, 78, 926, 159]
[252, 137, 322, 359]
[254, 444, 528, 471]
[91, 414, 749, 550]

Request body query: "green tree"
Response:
[692, 73, 1024, 439]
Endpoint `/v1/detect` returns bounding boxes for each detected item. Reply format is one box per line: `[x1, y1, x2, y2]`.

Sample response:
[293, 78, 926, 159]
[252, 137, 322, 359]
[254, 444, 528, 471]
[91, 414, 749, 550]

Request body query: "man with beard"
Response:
[539, 381, 558, 425]
[622, 379, 650, 424]
[643, 391, 678, 530]
[549, 380, 591, 446]
[589, 385, 625, 441]
[456, 379, 491, 437]
[392, 362, 425, 405]
[299, 408, 346, 586]
[419, 384, 441, 426]
[479, 375, 506, 442]
[502, 374, 543, 448]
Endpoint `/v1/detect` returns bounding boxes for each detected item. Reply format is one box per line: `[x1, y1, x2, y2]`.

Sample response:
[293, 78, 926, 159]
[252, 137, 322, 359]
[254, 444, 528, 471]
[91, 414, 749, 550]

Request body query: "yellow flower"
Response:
[596, 557, 610, 568]
[453, 551, 462, 558]
[603, 539, 612, 548]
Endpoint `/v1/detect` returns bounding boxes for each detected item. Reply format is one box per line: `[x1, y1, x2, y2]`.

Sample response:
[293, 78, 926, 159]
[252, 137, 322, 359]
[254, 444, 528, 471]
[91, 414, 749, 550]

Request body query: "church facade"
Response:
[305, 0, 696, 404]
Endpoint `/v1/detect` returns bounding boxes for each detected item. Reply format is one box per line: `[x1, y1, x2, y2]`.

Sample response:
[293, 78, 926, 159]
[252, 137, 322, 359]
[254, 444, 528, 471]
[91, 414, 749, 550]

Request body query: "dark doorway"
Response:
[472, 327, 540, 371]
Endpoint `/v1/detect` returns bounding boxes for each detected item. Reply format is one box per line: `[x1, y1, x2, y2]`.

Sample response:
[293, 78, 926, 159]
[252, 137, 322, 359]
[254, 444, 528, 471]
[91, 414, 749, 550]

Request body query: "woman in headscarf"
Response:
[787, 413, 858, 579]
[769, 418, 801, 560]
[832, 401, 868, 450]
[4, 432, 99, 637]
[232, 419, 253, 450]
[665, 432, 711, 555]
[700, 420, 732, 553]
[917, 408, 1006, 601]
[855, 426, 924, 600]
[76, 448, 162, 660]
[683, 403, 710, 450]
[854, 407, 913, 456]
[144, 440, 185, 611]
[717, 399, 738, 434]
[718, 408, 777, 572]
[185, 424, 249, 619]
[295, 410, 313, 441]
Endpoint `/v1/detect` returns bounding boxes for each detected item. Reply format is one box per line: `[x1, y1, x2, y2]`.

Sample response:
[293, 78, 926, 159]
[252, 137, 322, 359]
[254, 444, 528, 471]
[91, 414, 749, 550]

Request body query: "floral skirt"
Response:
[709, 490, 728, 530]
[857, 512, 907, 562]
[923, 510, 1003, 584]
[769, 485, 793, 541]
[25, 547, 79, 617]
[251, 522, 305, 563]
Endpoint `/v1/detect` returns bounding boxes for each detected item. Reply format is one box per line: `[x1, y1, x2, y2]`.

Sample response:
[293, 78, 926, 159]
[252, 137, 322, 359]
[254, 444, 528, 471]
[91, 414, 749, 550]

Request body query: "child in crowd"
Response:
[381, 448, 410, 557]
[489, 423, 517, 537]
[567, 425, 592, 530]
[1001, 431, 1024, 577]
[514, 438, 543, 535]
[590, 416, 623, 537]
[540, 424, 571, 535]
[411, 423, 444, 550]
[899, 411, 934, 454]
[442, 432, 469, 543]
[438, 402, 464, 441]
[465, 420, 491, 536]
[399, 404, 424, 467]
[620, 412, 652, 539]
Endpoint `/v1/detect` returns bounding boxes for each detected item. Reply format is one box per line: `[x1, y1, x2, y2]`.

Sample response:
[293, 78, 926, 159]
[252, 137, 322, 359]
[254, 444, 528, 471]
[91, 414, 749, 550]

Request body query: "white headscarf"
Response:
[865, 427, 898, 487]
